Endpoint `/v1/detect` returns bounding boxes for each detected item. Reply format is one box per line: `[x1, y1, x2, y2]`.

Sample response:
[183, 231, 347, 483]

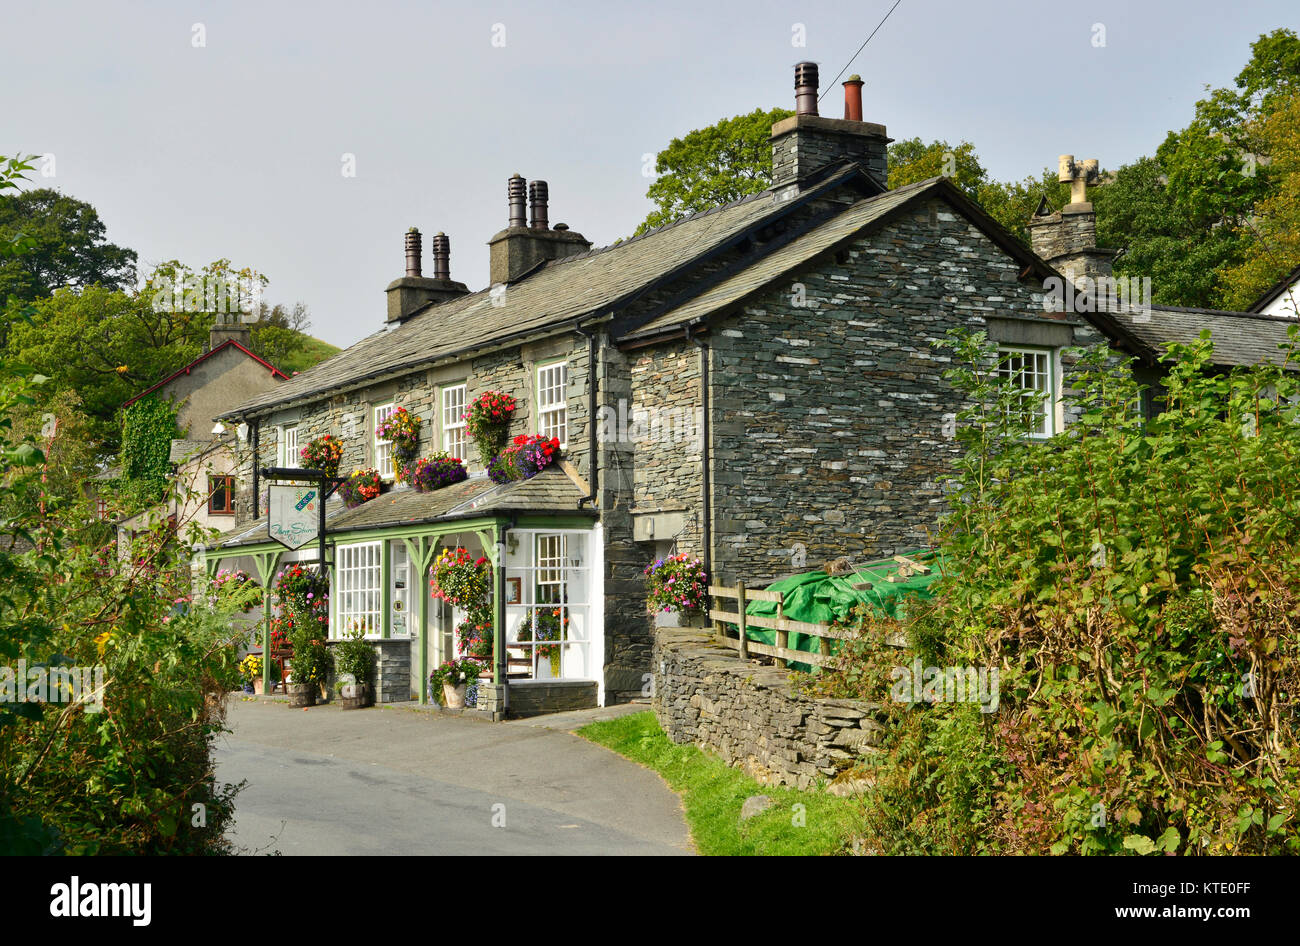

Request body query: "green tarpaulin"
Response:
[740, 550, 945, 666]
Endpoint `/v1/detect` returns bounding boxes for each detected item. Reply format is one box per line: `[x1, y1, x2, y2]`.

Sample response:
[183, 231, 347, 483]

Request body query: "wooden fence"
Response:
[709, 560, 924, 667]
[708, 582, 857, 668]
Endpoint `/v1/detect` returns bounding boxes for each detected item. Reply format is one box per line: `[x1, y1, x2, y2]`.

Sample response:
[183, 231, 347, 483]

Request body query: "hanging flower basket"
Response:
[409, 454, 469, 492]
[209, 568, 261, 612]
[488, 434, 560, 484]
[464, 390, 517, 465]
[377, 407, 422, 481]
[300, 434, 343, 478]
[338, 468, 382, 508]
[429, 547, 489, 608]
[644, 554, 708, 614]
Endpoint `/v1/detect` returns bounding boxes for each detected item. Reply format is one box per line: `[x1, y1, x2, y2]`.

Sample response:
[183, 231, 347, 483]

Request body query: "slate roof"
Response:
[624, 178, 954, 338]
[210, 466, 592, 549]
[222, 165, 876, 419]
[1115, 306, 1299, 369]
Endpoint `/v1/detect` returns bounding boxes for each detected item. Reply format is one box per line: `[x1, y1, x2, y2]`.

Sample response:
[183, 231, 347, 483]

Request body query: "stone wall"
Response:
[653, 628, 885, 789]
[703, 193, 1111, 587]
[371, 639, 410, 703]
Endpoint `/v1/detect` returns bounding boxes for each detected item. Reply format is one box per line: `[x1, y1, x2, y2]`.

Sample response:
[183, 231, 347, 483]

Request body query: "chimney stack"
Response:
[385, 227, 469, 324]
[209, 312, 251, 351]
[431, 232, 451, 281]
[794, 61, 819, 116]
[529, 180, 550, 230]
[843, 75, 864, 121]
[404, 227, 422, 277]
[771, 63, 890, 190]
[1027, 154, 1116, 290]
[489, 176, 590, 284]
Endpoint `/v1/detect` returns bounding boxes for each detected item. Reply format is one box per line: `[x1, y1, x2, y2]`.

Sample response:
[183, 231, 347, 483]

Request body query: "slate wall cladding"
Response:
[653, 628, 886, 789]
[701, 194, 1107, 587]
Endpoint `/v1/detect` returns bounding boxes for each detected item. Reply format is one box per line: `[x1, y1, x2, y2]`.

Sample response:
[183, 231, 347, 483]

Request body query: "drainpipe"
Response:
[686, 325, 712, 579]
[497, 516, 517, 719]
[247, 417, 260, 520]
[574, 325, 599, 508]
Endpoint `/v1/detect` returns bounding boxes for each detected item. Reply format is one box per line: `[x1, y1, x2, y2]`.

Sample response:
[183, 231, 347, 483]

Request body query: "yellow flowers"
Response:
[94, 629, 114, 656]
[115, 365, 129, 374]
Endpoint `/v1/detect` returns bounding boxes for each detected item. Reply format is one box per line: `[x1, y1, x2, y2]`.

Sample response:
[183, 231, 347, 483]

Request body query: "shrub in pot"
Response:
[334, 629, 375, 708]
[430, 658, 481, 709]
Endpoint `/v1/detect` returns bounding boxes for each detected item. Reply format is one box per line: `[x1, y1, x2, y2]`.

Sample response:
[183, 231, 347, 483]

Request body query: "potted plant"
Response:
[300, 434, 343, 478]
[518, 608, 565, 678]
[287, 632, 332, 707]
[376, 407, 422, 483]
[644, 554, 710, 627]
[238, 653, 261, 693]
[334, 629, 375, 709]
[338, 468, 382, 508]
[430, 658, 481, 708]
[408, 453, 468, 492]
[464, 390, 517, 466]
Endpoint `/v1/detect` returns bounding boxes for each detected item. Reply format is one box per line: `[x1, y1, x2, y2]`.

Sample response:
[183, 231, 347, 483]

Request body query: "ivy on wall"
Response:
[119, 396, 180, 504]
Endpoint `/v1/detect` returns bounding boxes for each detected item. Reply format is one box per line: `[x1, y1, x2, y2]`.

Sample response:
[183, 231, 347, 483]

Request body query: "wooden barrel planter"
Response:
[287, 682, 317, 708]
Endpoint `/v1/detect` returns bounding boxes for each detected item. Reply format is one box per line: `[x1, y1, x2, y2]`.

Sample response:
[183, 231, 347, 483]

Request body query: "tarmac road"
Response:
[213, 697, 694, 856]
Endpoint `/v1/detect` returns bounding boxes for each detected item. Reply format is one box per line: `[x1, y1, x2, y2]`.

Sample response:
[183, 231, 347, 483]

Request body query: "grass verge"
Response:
[577, 710, 864, 856]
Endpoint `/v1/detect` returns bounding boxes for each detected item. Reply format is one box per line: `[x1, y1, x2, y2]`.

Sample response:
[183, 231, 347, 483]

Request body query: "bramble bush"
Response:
[815, 329, 1300, 855]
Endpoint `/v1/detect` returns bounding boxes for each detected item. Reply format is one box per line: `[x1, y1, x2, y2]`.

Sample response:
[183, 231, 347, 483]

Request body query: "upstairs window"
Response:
[373, 403, 396, 479]
[282, 425, 299, 468]
[997, 346, 1057, 438]
[208, 475, 235, 515]
[441, 384, 468, 461]
[536, 362, 568, 448]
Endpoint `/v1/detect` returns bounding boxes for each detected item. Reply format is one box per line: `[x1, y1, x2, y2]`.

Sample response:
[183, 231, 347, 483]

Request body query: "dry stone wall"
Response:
[653, 628, 886, 789]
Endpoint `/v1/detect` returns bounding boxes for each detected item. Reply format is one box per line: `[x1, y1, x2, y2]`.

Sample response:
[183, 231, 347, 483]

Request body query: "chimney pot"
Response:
[404, 228, 422, 277]
[507, 174, 527, 228]
[842, 75, 864, 122]
[528, 180, 550, 230]
[794, 61, 819, 117]
[431, 232, 450, 281]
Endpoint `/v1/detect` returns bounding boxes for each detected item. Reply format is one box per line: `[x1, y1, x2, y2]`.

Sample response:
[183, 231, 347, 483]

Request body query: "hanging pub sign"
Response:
[268, 484, 320, 550]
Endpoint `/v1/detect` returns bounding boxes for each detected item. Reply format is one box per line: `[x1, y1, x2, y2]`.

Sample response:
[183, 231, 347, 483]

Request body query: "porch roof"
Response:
[208, 466, 593, 552]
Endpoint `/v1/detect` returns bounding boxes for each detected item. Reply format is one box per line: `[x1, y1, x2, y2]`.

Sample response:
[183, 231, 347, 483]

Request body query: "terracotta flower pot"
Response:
[253, 679, 271, 696]
[443, 683, 467, 709]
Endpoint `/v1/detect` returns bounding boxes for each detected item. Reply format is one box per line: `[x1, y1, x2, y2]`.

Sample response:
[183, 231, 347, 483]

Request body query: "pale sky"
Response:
[4, 0, 1297, 348]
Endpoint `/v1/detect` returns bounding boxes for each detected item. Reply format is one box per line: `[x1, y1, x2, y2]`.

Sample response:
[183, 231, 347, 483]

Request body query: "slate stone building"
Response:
[203, 62, 1296, 717]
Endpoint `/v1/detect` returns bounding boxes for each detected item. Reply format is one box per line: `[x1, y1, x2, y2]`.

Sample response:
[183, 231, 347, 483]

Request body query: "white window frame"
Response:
[536, 361, 568, 448]
[373, 402, 396, 480]
[281, 425, 300, 469]
[334, 541, 382, 639]
[504, 529, 591, 681]
[996, 346, 1058, 439]
[441, 383, 469, 461]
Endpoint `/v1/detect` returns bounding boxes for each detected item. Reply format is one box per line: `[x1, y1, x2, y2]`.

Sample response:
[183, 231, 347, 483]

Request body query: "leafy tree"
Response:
[888, 138, 987, 195]
[1218, 90, 1300, 309]
[635, 107, 793, 236]
[0, 187, 137, 334]
[119, 396, 181, 505]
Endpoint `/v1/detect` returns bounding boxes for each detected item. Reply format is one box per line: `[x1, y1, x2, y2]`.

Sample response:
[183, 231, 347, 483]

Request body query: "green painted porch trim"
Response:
[401, 536, 440, 705]
[325, 514, 507, 545]
[249, 549, 282, 691]
[381, 539, 392, 639]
